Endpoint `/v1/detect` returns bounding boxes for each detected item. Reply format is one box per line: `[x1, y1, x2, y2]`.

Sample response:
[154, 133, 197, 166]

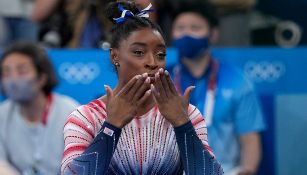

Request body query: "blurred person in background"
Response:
[0, 41, 79, 175]
[208, 0, 256, 46]
[32, 0, 114, 48]
[0, 17, 5, 46]
[170, 1, 266, 175]
[154, 0, 185, 45]
[0, 0, 38, 46]
[154, 0, 255, 46]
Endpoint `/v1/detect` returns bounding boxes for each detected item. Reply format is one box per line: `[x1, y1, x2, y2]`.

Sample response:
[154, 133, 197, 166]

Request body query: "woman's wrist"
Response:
[105, 117, 125, 129]
[171, 115, 189, 127]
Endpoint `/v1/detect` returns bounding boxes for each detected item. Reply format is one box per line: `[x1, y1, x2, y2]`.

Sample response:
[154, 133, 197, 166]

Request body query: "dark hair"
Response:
[172, 1, 219, 28]
[105, 1, 165, 48]
[0, 41, 58, 96]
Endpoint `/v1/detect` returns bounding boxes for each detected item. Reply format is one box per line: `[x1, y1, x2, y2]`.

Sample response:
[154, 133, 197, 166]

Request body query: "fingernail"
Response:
[164, 70, 169, 75]
[142, 73, 148, 78]
[145, 77, 150, 83]
[136, 75, 141, 79]
[155, 72, 160, 78]
[147, 89, 151, 94]
[104, 85, 107, 89]
[159, 68, 164, 73]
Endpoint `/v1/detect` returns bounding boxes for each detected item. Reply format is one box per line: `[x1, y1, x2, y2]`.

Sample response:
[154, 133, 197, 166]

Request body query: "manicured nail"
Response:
[164, 70, 169, 75]
[142, 73, 148, 78]
[155, 73, 160, 78]
[147, 89, 151, 94]
[145, 77, 150, 83]
[135, 75, 141, 79]
[159, 68, 164, 73]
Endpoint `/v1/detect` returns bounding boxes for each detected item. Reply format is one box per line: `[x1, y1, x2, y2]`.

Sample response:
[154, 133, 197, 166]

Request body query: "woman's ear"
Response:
[110, 48, 120, 65]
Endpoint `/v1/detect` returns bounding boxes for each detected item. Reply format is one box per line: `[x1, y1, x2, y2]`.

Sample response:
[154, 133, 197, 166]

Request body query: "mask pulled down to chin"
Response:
[1, 79, 37, 103]
[173, 35, 210, 60]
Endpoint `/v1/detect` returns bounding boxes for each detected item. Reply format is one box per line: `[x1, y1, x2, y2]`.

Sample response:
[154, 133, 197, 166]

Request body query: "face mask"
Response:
[2, 79, 37, 103]
[173, 35, 210, 60]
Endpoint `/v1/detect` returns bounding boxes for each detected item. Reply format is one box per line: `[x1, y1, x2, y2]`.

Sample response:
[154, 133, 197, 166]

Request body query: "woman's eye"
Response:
[157, 52, 166, 60]
[133, 50, 144, 56]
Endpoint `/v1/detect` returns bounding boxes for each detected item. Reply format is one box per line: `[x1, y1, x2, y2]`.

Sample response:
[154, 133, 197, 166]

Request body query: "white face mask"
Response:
[2, 78, 37, 103]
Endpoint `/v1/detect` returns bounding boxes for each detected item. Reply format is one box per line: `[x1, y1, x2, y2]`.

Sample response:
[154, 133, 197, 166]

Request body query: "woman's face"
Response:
[172, 12, 210, 39]
[111, 28, 166, 83]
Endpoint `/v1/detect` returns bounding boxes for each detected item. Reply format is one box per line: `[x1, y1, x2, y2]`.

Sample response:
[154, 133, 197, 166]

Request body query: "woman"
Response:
[0, 41, 79, 175]
[61, 1, 223, 174]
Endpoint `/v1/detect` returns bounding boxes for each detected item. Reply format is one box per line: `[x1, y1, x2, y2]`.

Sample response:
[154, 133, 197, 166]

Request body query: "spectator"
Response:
[35, 0, 114, 48]
[0, 41, 79, 175]
[0, 0, 38, 46]
[170, 1, 266, 174]
[0, 17, 5, 46]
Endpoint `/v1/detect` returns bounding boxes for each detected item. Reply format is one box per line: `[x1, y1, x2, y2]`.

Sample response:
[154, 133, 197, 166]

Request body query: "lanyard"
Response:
[31, 94, 53, 174]
[174, 60, 219, 126]
[41, 94, 53, 126]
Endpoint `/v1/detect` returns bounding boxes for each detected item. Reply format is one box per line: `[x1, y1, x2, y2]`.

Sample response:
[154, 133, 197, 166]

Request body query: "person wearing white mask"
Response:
[0, 41, 79, 175]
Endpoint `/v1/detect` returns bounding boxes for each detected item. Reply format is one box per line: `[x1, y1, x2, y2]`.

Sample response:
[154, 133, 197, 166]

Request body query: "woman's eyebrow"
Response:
[157, 44, 166, 49]
[130, 42, 166, 49]
[131, 42, 147, 47]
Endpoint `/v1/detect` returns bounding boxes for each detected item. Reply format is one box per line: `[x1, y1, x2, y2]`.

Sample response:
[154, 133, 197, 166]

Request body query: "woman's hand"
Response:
[151, 68, 195, 127]
[104, 73, 152, 128]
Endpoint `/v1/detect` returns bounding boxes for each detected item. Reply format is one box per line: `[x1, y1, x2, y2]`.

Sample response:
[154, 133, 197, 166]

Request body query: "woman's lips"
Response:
[148, 73, 155, 77]
[148, 73, 156, 83]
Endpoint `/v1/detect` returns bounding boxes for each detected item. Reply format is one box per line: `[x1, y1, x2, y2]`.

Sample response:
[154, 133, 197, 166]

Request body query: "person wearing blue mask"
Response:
[170, 2, 266, 175]
[0, 41, 79, 175]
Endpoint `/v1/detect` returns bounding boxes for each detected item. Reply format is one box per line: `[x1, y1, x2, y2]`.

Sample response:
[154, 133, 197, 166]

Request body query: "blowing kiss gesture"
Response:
[104, 68, 195, 128]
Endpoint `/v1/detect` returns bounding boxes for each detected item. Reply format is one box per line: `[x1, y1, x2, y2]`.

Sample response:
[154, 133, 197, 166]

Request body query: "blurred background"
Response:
[0, 0, 306, 175]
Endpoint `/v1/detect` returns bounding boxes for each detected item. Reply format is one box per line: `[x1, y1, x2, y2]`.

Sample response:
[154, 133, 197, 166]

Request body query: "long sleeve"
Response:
[62, 121, 121, 175]
[174, 105, 223, 175]
[61, 102, 122, 175]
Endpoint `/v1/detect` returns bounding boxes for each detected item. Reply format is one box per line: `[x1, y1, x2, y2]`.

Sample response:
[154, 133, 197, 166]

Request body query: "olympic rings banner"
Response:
[210, 48, 307, 175]
[0, 48, 306, 175]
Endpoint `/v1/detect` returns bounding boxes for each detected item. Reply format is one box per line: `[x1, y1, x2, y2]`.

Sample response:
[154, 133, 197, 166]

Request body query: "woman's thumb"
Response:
[104, 85, 113, 101]
[183, 86, 195, 101]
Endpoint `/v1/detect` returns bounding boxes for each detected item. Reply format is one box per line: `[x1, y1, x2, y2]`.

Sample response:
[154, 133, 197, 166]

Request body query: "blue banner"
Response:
[1, 48, 306, 175]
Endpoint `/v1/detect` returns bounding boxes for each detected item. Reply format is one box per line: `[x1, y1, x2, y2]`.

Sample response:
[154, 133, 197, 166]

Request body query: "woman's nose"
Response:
[145, 53, 158, 70]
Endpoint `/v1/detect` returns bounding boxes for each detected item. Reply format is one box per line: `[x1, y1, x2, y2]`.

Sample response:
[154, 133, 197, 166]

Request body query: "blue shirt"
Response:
[169, 60, 266, 172]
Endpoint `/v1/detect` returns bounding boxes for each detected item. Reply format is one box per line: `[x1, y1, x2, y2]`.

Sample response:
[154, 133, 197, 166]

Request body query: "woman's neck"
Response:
[19, 92, 47, 124]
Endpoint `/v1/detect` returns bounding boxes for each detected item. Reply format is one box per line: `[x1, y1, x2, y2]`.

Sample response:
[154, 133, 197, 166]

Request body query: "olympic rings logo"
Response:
[244, 61, 285, 82]
[59, 62, 100, 84]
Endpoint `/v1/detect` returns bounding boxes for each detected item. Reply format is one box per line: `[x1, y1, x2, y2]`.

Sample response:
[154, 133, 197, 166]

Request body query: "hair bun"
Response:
[105, 1, 140, 24]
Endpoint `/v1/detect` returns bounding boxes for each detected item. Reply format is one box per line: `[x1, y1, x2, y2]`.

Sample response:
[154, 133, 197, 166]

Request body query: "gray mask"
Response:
[2, 79, 37, 103]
